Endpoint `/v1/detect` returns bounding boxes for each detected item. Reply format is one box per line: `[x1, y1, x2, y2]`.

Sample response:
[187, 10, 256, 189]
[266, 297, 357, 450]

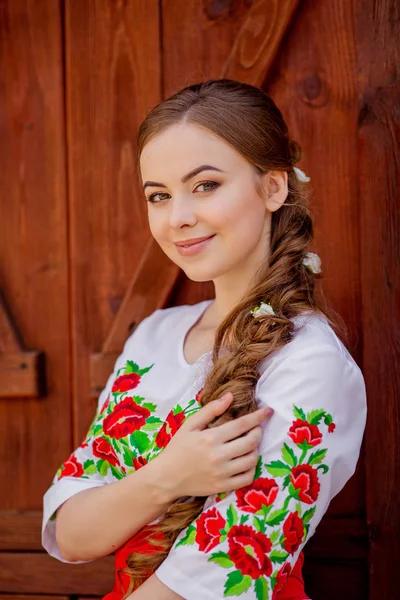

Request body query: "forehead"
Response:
[139, 122, 246, 180]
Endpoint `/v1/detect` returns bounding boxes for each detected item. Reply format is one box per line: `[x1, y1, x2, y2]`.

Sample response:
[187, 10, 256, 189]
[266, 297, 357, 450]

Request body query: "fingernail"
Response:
[263, 407, 273, 417]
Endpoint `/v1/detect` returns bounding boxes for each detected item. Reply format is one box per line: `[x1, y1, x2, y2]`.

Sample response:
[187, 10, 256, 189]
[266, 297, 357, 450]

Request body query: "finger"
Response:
[215, 407, 272, 443]
[222, 425, 263, 459]
[224, 468, 257, 491]
[226, 450, 259, 477]
[184, 393, 233, 431]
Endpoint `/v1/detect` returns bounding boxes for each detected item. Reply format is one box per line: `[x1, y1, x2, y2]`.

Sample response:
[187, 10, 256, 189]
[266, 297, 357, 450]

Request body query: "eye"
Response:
[146, 192, 170, 204]
[194, 181, 220, 193]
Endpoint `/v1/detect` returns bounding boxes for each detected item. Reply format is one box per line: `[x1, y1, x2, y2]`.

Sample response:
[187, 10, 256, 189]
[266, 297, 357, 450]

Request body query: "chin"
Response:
[181, 264, 227, 283]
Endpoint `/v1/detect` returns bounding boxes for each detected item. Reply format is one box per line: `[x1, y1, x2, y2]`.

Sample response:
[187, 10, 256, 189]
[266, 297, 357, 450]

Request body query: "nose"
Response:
[168, 195, 197, 229]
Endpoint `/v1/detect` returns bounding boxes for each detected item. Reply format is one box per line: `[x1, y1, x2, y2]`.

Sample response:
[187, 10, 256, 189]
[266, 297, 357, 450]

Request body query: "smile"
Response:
[174, 234, 216, 256]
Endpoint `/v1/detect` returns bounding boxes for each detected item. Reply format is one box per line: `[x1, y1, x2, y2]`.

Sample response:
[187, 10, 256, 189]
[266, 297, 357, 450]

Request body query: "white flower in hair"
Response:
[293, 166, 311, 183]
[250, 302, 276, 319]
[302, 252, 322, 274]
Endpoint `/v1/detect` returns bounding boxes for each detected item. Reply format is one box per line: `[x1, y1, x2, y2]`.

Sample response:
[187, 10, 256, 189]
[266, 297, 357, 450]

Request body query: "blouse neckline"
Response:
[177, 299, 214, 368]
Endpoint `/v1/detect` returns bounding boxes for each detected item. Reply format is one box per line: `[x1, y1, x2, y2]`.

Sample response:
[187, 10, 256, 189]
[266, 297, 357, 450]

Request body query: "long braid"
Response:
[121, 79, 344, 594]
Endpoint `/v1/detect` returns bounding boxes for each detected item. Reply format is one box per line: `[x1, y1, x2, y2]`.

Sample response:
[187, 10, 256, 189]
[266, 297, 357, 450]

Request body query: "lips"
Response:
[174, 235, 214, 247]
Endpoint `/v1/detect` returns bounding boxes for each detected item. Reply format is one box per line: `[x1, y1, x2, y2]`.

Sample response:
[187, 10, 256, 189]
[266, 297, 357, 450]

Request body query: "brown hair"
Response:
[121, 78, 345, 593]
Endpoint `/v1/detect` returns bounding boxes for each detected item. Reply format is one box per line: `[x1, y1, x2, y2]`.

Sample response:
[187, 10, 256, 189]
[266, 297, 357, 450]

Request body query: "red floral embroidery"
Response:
[328, 422, 336, 433]
[59, 455, 84, 479]
[236, 478, 279, 513]
[227, 524, 272, 578]
[282, 511, 304, 554]
[272, 562, 291, 599]
[112, 373, 141, 393]
[103, 397, 150, 439]
[288, 419, 322, 447]
[100, 394, 110, 415]
[195, 507, 226, 553]
[290, 464, 320, 504]
[133, 455, 147, 470]
[195, 388, 203, 402]
[155, 410, 185, 448]
[93, 438, 119, 466]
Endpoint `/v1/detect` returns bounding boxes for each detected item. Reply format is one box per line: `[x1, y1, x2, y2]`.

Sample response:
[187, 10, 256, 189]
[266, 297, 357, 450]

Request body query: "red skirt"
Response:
[103, 524, 309, 600]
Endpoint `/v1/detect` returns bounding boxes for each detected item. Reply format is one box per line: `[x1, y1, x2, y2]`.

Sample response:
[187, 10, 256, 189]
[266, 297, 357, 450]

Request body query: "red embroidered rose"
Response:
[195, 388, 203, 403]
[290, 464, 320, 504]
[93, 437, 119, 466]
[103, 398, 150, 439]
[282, 512, 305, 554]
[112, 373, 141, 393]
[133, 455, 147, 470]
[195, 507, 226, 553]
[59, 455, 84, 479]
[328, 422, 336, 433]
[155, 410, 185, 448]
[100, 394, 110, 414]
[272, 562, 291, 599]
[227, 524, 272, 579]
[288, 419, 322, 447]
[236, 477, 279, 513]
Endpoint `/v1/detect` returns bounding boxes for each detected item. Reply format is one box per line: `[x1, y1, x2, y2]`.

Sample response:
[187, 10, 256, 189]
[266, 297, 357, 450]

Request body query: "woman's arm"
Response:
[150, 347, 367, 600]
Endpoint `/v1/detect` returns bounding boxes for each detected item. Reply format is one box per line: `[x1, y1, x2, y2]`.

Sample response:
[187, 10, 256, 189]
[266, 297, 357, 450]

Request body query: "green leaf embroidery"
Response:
[125, 360, 140, 374]
[208, 551, 234, 568]
[254, 577, 269, 600]
[176, 524, 196, 547]
[142, 416, 163, 431]
[137, 364, 154, 376]
[307, 409, 325, 425]
[83, 459, 96, 474]
[254, 516, 266, 533]
[239, 514, 250, 525]
[266, 460, 291, 477]
[130, 431, 151, 453]
[293, 405, 306, 420]
[98, 460, 110, 476]
[282, 474, 291, 489]
[224, 571, 252, 596]
[110, 465, 123, 480]
[308, 448, 328, 465]
[270, 550, 288, 564]
[288, 482, 300, 499]
[302, 506, 316, 523]
[270, 530, 280, 544]
[261, 504, 273, 518]
[255, 455, 263, 479]
[93, 424, 103, 436]
[282, 443, 297, 467]
[266, 508, 288, 526]
[142, 402, 157, 412]
[317, 464, 329, 474]
[227, 504, 238, 528]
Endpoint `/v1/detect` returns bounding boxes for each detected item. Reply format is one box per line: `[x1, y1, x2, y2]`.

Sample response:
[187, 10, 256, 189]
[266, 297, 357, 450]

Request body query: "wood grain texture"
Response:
[0, 0, 71, 513]
[355, 1, 400, 598]
[0, 511, 43, 551]
[64, 0, 162, 442]
[0, 553, 114, 595]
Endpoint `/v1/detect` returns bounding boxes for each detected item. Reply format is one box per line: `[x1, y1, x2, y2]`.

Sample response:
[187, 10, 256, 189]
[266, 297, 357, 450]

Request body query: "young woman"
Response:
[42, 79, 367, 600]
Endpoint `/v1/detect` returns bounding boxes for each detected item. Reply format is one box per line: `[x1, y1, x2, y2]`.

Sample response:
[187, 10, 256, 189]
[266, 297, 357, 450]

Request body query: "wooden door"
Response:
[0, 1, 398, 599]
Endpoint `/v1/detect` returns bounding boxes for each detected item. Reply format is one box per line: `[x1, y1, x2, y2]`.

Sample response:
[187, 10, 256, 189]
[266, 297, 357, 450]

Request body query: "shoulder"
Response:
[258, 310, 361, 379]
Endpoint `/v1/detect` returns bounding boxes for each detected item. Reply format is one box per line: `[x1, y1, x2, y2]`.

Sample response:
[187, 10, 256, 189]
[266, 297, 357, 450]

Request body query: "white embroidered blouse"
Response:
[42, 299, 367, 600]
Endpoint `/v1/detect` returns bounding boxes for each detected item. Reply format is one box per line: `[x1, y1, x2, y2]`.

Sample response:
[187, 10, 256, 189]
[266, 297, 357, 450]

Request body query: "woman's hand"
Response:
[154, 392, 272, 498]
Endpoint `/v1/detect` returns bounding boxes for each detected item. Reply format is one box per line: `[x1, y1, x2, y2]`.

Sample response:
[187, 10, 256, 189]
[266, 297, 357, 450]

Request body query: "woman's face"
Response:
[139, 122, 284, 284]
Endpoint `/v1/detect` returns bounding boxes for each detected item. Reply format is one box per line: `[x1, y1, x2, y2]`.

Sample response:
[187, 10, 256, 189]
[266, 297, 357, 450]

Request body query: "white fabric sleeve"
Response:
[155, 345, 367, 600]
[41, 314, 157, 563]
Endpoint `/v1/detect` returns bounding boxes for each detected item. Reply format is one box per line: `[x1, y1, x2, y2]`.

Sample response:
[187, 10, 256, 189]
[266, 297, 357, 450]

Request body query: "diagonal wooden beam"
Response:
[222, 0, 302, 86]
[90, 0, 302, 394]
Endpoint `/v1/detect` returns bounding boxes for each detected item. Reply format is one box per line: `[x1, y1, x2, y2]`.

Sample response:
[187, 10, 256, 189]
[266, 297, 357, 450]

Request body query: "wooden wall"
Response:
[0, 0, 398, 599]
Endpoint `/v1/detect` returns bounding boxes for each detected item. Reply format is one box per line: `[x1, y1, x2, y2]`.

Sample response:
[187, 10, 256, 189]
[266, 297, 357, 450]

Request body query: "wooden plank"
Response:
[0, 511, 42, 551]
[64, 0, 163, 442]
[0, 553, 114, 595]
[355, 2, 400, 599]
[0, 352, 45, 398]
[303, 559, 368, 600]
[0, 291, 21, 352]
[0, 0, 72, 510]
[222, 0, 302, 86]
[0, 596, 68, 600]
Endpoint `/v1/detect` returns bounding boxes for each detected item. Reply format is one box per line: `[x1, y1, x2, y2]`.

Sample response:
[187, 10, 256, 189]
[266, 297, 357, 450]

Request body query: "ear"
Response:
[262, 170, 288, 213]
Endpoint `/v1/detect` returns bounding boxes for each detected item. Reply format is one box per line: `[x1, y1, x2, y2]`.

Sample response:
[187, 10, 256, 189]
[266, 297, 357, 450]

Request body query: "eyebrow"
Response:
[143, 164, 225, 191]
